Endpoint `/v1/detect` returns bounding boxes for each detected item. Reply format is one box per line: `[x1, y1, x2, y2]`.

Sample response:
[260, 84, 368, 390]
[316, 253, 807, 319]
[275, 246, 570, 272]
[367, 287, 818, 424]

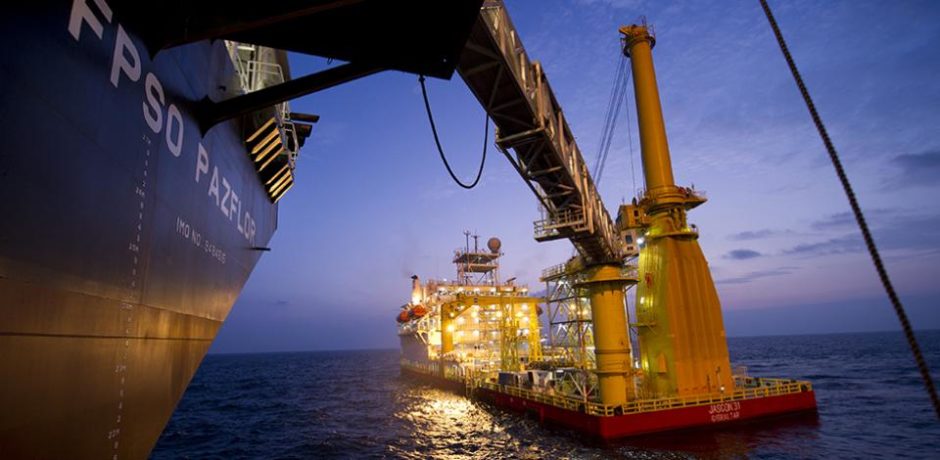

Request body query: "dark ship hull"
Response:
[0, 0, 484, 455]
[0, 4, 274, 458]
[400, 332, 431, 364]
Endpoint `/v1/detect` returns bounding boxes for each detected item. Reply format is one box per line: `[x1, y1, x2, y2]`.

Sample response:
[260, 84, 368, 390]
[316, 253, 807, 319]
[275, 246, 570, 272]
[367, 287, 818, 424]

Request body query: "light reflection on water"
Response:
[386, 379, 818, 459]
[154, 332, 940, 459]
[387, 385, 554, 459]
[390, 387, 559, 458]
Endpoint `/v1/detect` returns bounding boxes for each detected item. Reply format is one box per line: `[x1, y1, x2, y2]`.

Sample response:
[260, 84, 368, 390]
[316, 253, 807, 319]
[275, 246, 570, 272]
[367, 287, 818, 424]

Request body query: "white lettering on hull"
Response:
[176, 216, 226, 265]
[69, 0, 258, 247]
[707, 401, 741, 423]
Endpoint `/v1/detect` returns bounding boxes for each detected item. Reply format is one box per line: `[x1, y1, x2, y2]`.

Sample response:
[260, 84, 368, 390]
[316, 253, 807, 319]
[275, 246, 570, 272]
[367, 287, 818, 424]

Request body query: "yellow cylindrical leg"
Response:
[527, 304, 542, 362]
[622, 25, 675, 195]
[440, 304, 454, 377]
[582, 265, 633, 406]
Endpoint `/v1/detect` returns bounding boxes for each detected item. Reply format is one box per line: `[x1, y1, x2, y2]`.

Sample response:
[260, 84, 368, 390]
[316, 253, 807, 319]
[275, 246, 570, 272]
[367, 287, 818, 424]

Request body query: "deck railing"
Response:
[403, 359, 812, 418]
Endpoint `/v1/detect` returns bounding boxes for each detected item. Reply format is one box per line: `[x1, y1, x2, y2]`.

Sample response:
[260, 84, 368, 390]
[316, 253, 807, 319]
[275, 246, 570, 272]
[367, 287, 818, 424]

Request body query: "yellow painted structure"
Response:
[500, 304, 521, 372]
[525, 303, 542, 364]
[400, 10, 817, 428]
[442, 293, 542, 371]
[577, 264, 635, 406]
[439, 302, 455, 378]
[620, 24, 733, 397]
[440, 303, 455, 357]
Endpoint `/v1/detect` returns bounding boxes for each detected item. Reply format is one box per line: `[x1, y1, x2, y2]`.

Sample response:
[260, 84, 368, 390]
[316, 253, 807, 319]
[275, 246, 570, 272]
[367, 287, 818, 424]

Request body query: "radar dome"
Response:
[487, 237, 502, 253]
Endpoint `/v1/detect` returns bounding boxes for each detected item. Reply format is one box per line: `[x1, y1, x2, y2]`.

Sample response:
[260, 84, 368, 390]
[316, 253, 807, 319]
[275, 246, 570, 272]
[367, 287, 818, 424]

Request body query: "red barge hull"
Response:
[402, 366, 817, 440]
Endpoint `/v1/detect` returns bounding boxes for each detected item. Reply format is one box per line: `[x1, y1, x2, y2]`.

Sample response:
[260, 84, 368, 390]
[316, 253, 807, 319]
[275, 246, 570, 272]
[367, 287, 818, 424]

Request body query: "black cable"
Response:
[594, 56, 630, 185]
[759, 0, 940, 420]
[625, 75, 639, 195]
[593, 56, 626, 179]
[597, 69, 630, 185]
[418, 75, 488, 190]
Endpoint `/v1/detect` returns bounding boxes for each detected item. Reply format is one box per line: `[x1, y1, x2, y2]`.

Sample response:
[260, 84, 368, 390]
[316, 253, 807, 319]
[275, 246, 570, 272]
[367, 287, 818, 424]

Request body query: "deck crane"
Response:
[453, 1, 733, 406]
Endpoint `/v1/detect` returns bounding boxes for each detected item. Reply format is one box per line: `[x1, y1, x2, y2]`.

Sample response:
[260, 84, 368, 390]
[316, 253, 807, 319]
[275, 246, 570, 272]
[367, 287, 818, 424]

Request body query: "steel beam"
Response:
[196, 62, 382, 132]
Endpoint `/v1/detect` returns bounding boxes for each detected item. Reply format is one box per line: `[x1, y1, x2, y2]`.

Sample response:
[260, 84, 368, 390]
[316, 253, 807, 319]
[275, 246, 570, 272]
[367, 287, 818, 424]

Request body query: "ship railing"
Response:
[401, 358, 439, 376]
[225, 41, 301, 164]
[540, 263, 568, 280]
[226, 42, 289, 116]
[634, 186, 708, 206]
[533, 206, 588, 241]
[431, 284, 533, 296]
[406, 356, 811, 417]
[481, 377, 812, 417]
[479, 381, 590, 413]
[593, 378, 814, 417]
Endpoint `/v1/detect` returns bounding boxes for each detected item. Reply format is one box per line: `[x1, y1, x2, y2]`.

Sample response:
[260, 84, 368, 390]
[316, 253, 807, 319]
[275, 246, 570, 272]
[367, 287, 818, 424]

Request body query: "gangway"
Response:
[455, 0, 642, 407]
[456, 1, 626, 266]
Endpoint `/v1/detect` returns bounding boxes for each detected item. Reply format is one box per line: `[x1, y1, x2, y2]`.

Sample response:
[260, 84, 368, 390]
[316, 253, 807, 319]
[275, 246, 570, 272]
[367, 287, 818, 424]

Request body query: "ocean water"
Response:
[152, 331, 940, 459]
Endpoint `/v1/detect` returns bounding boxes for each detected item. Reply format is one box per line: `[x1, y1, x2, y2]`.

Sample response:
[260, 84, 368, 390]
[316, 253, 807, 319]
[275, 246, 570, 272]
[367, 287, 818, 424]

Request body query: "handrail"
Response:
[402, 359, 812, 418]
[540, 263, 568, 280]
[225, 41, 300, 162]
[461, 2, 622, 264]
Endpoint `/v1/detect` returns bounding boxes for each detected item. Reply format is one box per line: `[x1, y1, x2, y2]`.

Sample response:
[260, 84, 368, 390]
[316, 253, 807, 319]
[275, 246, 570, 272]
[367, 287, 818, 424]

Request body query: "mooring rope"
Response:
[759, 0, 940, 420]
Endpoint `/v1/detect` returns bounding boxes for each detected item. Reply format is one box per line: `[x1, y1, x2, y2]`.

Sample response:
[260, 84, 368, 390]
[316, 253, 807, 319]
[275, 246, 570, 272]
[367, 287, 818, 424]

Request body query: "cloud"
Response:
[728, 229, 779, 241]
[715, 267, 796, 285]
[788, 211, 940, 257]
[884, 150, 940, 189]
[877, 214, 940, 253]
[810, 209, 892, 231]
[724, 249, 762, 260]
[574, 0, 645, 9]
[784, 234, 864, 256]
[723, 293, 940, 336]
[810, 212, 855, 230]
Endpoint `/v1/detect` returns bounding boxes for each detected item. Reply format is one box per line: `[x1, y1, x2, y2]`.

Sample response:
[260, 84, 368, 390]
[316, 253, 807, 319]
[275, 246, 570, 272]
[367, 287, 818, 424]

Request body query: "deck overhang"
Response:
[112, 0, 484, 79]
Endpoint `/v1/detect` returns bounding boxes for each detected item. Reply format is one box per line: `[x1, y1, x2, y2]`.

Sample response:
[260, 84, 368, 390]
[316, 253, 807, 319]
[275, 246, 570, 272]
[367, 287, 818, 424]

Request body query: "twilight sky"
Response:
[210, 0, 940, 353]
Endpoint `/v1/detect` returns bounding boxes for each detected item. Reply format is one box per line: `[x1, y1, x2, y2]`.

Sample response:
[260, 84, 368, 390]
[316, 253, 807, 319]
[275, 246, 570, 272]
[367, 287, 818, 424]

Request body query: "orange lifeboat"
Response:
[411, 305, 428, 318]
[397, 311, 410, 323]
[536, 305, 544, 316]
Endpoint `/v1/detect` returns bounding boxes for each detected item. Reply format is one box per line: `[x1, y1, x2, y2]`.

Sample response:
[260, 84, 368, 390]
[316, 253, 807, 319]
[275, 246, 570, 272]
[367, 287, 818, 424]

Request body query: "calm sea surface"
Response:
[152, 331, 940, 459]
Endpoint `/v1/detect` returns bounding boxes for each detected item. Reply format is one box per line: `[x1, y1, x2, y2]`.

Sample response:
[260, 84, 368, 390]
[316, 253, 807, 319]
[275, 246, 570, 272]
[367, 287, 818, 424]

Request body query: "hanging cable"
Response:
[593, 55, 627, 178]
[624, 76, 639, 196]
[759, 0, 940, 420]
[597, 69, 630, 184]
[593, 57, 625, 183]
[418, 75, 488, 190]
[593, 54, 631, 186]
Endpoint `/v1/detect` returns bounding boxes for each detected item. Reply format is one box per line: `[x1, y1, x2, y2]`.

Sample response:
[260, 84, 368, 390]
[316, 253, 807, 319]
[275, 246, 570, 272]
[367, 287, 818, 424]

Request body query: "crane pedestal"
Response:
[576, 265, 636, 406]
[622, 24, 733, 398]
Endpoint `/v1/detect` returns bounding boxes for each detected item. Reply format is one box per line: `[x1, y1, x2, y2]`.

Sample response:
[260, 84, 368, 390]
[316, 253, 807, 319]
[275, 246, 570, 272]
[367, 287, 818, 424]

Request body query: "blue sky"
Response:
[210, 0, 940, 353]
